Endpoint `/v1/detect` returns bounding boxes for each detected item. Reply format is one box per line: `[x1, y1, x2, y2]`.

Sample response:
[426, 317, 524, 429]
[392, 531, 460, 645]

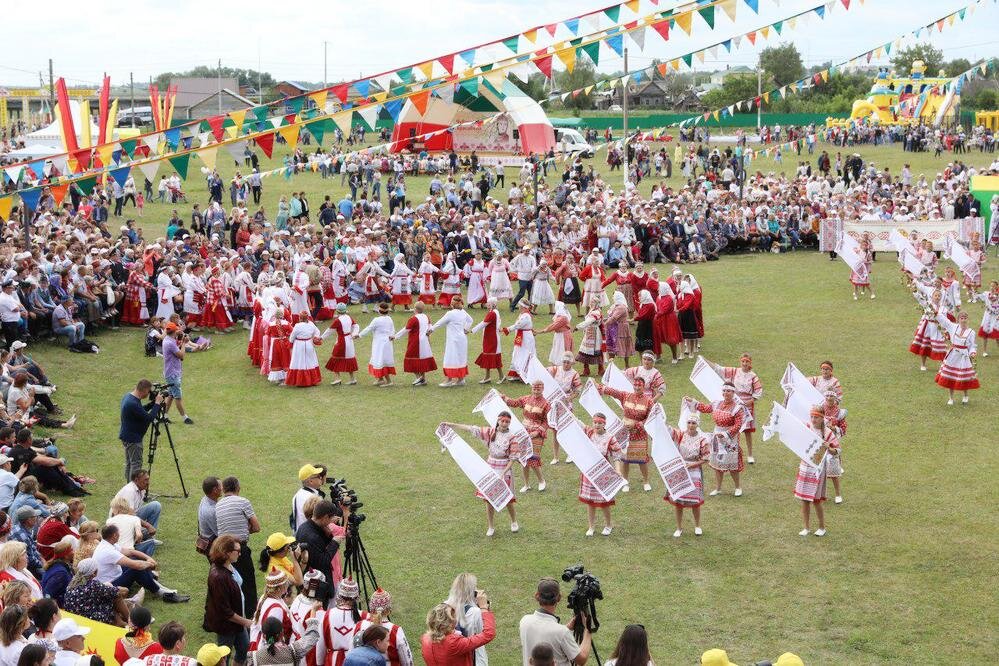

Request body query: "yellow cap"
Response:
[196, 644, 231, 666]
[266, 532, 296, 552]
[701, 649, 739, 666]
[298, 464, 323, 481]
[774, 654, 804, 666]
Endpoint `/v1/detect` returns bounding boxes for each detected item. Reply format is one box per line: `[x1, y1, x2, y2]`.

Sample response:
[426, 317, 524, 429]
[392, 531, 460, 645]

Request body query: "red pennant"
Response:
[624, 20, 638, 30]
[332, 84, 350, 103]
[747, 31, 757, 45]
[813, 73, 823, 85]
[656, 63, 668, 77]
[207, 116, 225, 141]
[134, 145, 150, 158]
[840, 0, 850, 8]
[545, 24, 557, 36]
[255, 132, 275, 158]
[536, 55, 554, 79]
[438, 53, 455, 74]
[572, 89, 582, 98]
[410, 90, 431, 116]
[754, 96, 762, 108]
[651, 19, 669, 42]
[72, 149, 92, 172]
[284, 113, 297, 125]
[50, 184, 70, 206]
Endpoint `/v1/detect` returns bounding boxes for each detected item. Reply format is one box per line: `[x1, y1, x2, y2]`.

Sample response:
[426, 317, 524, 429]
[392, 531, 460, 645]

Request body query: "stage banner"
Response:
[761, 402, 828, 468]
[643, 403, 696, 499]
[517, 354, 571, 410]
[779, 362, 826, 424]
[473, 389, 534, 467]
[436, 424, 514, 511]
[546, 401, 626, 501]
[578, 378, 630, 455]
[819, 218, 984, 252]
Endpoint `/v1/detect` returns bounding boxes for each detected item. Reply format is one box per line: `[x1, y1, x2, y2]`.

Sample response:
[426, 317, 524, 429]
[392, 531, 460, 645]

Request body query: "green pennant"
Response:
[287, 97, 305, 113]
[459, 78, 480, 97]
[698, 5, 715, 28]
[773, 20, 783, 34]
[397, 68, 413, 84]
[76, 175, 98, 196]
[168, 153, 191, 180]
[569, 37, 583, 46]
[390, 85, 408, 97]
[480, 63, 493, 72]
[682, 53, 693, 68]
[253, 106, 270, 122]
[306, 118, 331, 144]
[502, 35, 519, 52]
[604, 6, 620, 22]
[121, 139, 137, 158]
[481, 78, 505, 100]
[580, 42, 600, 66]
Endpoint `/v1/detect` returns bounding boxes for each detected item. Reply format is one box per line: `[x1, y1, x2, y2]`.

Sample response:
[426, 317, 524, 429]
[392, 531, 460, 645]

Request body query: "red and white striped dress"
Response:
[696, 399, 745, 473]
[121, 270, 152, 325]
[503, 394, 550, 468]
[472, 309, 502, 369]
[712, 365, 762, 432]
[579, 427, 621, 507]
[979, 290, 999, 340]
[324, 314, 358, 373]
[199, 275, 233, 329]
[664, 427, 710, 508]
[602, 387, 655, 464]
[471, 426, 517, 502]
[794, 426, 839, 502]
[910, 310, 947, 360]
[934, 315, 980, 391]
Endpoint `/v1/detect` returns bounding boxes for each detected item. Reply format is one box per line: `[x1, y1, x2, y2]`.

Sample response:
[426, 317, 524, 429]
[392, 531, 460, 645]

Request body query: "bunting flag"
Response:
[255, 132, 275, 158]
[674, 11, 693, 34]
[699, 5, 716, 28]
[580, 41, 601, 66]
[556, 47, 577, 72]
[410, 89, 432, 115]
[306, 118, 332, 144]
[167, 153, 191, 180]
[651, 18, 670, 42]
[535, 54, 554, 79]
[606, 33, 624, 56]
[278, 124, 300, 147]
[137, 160, 160, 184]
[19, 188, 42, 212]
[197, 146, 218, 171]
[49, 184, 70, 207]
[109, 166, 131, 188]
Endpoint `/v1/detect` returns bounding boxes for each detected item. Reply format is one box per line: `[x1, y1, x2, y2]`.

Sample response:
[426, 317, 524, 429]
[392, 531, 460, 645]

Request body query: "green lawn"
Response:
[28, 139, 999, 665]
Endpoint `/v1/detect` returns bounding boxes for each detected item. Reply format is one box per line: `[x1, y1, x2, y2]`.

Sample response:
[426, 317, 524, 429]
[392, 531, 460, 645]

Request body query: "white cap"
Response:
[53, 618, 92, 642]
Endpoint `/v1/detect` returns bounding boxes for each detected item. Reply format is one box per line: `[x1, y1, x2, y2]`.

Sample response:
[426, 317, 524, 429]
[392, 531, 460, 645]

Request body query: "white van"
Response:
[555, 128, 595, 158]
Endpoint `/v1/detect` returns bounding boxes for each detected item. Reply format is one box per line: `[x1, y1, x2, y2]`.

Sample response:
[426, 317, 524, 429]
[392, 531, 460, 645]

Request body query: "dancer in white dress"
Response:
[462, 252, 489, 307]
[504, 302, 535, 381]
[487, 252, 513, 304]
[155, 268, 181, 320]
[529, 260, 556, 313]
[285, 318, 323, 387]
[357, 302, 397, 387]
[431, 296, 474, 387]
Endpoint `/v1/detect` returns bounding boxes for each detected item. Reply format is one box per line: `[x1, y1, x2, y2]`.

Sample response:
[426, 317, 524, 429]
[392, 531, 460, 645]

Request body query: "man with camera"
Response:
[161, 323, 193, 425]
[519, 578, 591, 666]
[294, 499, 344, 604]
[119, 379, 165, 482]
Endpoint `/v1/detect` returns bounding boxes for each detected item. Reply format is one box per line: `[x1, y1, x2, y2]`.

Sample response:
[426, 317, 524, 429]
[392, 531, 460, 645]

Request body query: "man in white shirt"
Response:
[112, 469, 162, 533]
[519, 578, 591, 666]
[509, 248, 537, 311]
[52, 618, 91, 666]
[0, 280, 26, 348]
[93, 523, 189, 602]
[290, 464, 325, 532]
[0, 454, 26, 513]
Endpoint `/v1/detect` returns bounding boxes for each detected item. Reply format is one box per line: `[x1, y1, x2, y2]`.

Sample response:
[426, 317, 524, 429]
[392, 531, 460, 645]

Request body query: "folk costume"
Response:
[694, 398, 745, 473]
[437, 254, 462, 307]
[122, 267, 152, 325]
[604, 292, 635, 361]
[935, 312, 980, 394]
[539, 302, 574, 365]
[502, 393, 551, 468]
[664, 421, 711, 508]
[504, 306, 535, 379]
[471, 306, 503, 371]
[396, 311, 437, 378]
[462, 258, 488, 306]
[358, 311, 397, 381]
[323, 312, 360, 375]
[200, 266, 233, 330]
[574, 305, 604, 375]
[285, 319, 323, 387]
[431, 306, 475, 382]
[579, 426, 621, 507]
[601, 386, 655, 465]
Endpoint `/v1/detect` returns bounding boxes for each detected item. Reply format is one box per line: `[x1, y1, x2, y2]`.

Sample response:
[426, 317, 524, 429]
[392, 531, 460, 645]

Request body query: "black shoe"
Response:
[161, 592, 190, 603]
[183, 417, 194, 425]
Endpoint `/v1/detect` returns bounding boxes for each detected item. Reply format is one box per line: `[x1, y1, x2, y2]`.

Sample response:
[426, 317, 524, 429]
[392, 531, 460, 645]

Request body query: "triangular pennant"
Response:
[459, 49, 476, 66]
[604, 6, 620, 22]
[607, 34, 624, 57]
[760, 26, 770, 39]
[564, 18, 579, 34]
[383, 99, 404, 122]
[96, 143, 116, 167]
[744, 0, 759, 12]
[629, 26, 645, 50]
[76, 175, 98, 196]
[109, 166, 130, 188]
[556, 48, 576, 73]
[459, 78, 480, 97]
[656, 63, 668, 77]
[72, 149, 92, 172]
[310, 89, 330, 111]
[698, 5, 715, 28]
[773, 20, 783, 34]
[167, 153, 191, 180]
[0, 196, 11, 222]
[535, 54, 554, 79]
[747, 31, 757, 45]
[332, 84, 350, 103]
[503, 36, 519, 52]
[286, 97, 305, 114]
[164, 127, 181, 149]
[417, 61, 435, 80]
[330, 111, 352, 136]
[121, 139, 137, 159]
[720, 0, 738, 21]
[134, 159, 158, 183]
[18, 189, 42, 212]
[841, 0, 849, 8]
[255, 132, 275, 158]
[651, 19, 670, 42]
[682, 53, 693, 68]
[522, 29, 538, 44]
[625, 0, 640, 12]
[229, 108, 247, 131]
[438, 54, 456, 75]
[396, 68, 413, 84]
[675, 11, 693, 35]
[197, 147, 218, 171]
[410, 90, 431, 116]
[206, 116, 225, 141]
[356, 106, 379, 132]
[278, 124, 300, 147]
[4, 166, 23, 185]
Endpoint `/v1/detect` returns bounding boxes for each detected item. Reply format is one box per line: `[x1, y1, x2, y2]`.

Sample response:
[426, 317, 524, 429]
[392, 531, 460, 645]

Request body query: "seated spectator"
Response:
[92, 524, 188, 604]
[6, 374, 75, 430]
[8, 432, 87, 498]
[52, 618, 90, 666]
[40, 537, 75, 606]
[0, 581, 33, 611]
[50, 296, 85, 350]
[0, 542, 42, 601]
[62, 558, 128, 626]
[15, 644, 49, 666]
[344, 625, 388, 666]
[26, 598, 60, 645]
[112, 470, 161, 535]
[4, 344, 52, 388]
[145, 621, 198, 666]
[0, 512, 10, 544]
[73, 521, 101, 565]
[7, 478, 50, 522]
[0, 605, 30, 666]
[114, 607, 163, 663]
[8, 508, 44, 579]
[108, 497, 158, 556]
[0, 455, 24, 516]
[195, 644, 230, 666]
[35, 503, 76, 561]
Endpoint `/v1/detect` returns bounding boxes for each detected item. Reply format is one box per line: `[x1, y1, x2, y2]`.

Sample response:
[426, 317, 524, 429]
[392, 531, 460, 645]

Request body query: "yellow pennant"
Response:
[875, 47, 883, 58]
[821, 70, 829, 82]
[229, 108, 247, 131]
[97, 143, 115, 166]
[947, 13, 955, 26]
[371, 92, 389, 103]
[279, 124, 300, 147]
[556, 47, 576, 73]
[225, 125, 238, 139]
[331, 111, 352, 136]
[522, 28, 538, 44]
[309, 90, 329, 110]
[695, 50, 705, 63]
[788, 17, 797, 30]
[417, 61, 435, 80]
[674, 11, 693, 35]
[671, 58, 681, 71]
[198, 147, 218, 171]
[625, 0, 640, 12]
[0, 196, 12, 222]
[760, 26, 770, 39]
[763, 92, 770, 103]
[712, 110, 720, 122]
[720, 0, 737, 21]
[584, 85, 594, 94]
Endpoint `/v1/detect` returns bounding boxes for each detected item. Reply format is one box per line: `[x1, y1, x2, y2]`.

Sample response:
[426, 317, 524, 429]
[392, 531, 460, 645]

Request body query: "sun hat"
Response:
[53, 618, 91, 641]
[298, 464, 323, 481]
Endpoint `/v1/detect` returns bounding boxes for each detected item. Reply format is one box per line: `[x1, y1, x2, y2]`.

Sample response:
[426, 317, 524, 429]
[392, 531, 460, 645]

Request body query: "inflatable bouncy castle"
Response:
[826, 61, 961, 128]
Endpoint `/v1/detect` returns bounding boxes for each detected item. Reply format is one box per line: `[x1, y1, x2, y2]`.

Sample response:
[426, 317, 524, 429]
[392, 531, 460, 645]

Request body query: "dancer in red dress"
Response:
[688, 382, 746, 497]
[248, 295, 266, 366]
[322, 303, 359, 385]
[979, 280, 999, 357]
[652, 281, 682, 364]
[599, 376, 655, 492]
[580, 413, 621, 536]
[708, 354, 763, 464]
[910, 290, 947, 371]
[808, 361, 843, 400]
[121, 265, 152, 325]
[394, 301, 437, 386]
[199, 266, 234, 332]
[470, 299, 502, 383]
[264, 307, 292, 384]
[664, 411, 710, 538]
[502, 381, 550, 493]
[935, 310, 980, 404]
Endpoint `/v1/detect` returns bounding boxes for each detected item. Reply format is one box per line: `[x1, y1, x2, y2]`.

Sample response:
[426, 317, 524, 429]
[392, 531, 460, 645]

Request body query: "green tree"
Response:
[944, 58, 973, 78]
[758, 43, 805, 87]
[700, 73, 762, 110]
[890, 44, 944, 76]
[520, 73, 550, 102]
[553, 61, 599, 110]
[970, 88, 998, 110]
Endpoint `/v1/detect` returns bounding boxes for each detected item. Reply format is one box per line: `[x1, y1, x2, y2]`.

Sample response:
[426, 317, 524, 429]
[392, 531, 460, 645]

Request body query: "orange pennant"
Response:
[410, 90, 431, 116]
[50, 184, 70, 206]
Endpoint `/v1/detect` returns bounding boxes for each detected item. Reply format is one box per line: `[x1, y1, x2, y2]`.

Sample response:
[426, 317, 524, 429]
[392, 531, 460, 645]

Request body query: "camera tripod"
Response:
[145, 412, 189, 498]
[342, 526, 379, 606]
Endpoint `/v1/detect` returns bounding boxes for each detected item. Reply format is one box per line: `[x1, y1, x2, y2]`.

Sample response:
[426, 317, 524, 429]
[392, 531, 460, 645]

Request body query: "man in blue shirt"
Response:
[11, 507, 45, 577]
[337, 196, 354, 219]
[119, 380, 164, 482]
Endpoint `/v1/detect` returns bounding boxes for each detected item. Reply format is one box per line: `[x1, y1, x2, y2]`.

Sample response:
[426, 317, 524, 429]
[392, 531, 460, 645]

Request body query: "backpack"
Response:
[69, 339, 100, 354]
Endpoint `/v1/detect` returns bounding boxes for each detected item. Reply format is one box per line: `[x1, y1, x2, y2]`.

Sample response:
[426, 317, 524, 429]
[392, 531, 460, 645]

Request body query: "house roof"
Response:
[188, 89, 255, 110]
[170, 77, 239, 108]
[278, 81, 311, 92]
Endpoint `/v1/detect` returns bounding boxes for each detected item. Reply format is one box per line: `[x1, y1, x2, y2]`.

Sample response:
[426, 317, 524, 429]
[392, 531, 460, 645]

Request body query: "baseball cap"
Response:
[164, 322, 179, 333]
[0, 455, 12, 466]
[15, 506, 41, 521]
[298, 464, 323, 481]
[266, 532, 296, 552]
[53, 618, 92, 642]
[196, 644, 231, 666]
[10, 341, 26, 351]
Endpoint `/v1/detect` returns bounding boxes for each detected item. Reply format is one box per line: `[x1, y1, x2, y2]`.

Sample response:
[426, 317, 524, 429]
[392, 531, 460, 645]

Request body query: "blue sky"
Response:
[2, 0, 996, 89]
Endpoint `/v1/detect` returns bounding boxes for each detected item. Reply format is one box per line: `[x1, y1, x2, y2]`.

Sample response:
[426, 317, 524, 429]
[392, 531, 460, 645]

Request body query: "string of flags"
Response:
[1, 0, 775, 177]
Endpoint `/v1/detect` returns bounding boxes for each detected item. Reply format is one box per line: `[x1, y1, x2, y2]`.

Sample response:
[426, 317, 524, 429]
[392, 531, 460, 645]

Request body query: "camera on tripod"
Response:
[327, 477, 378, 605]
[562, 565, 603, 614]
[146, 382, 171, 405]
[328, 478, 366, 526]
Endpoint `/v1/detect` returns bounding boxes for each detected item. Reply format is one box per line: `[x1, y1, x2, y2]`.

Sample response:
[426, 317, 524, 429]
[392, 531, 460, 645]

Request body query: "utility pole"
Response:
[48, 59, 55, 110]
[130, 72, 136, 128]
[217, 58, 223, 114]
[323, 41, 328, 89]
[258, 39, 263, 104]
[622, 47, 629, 193]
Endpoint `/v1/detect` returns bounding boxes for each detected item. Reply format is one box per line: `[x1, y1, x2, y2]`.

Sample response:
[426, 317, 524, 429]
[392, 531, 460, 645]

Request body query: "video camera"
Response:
[561, 564, 603, 660]
[327, 478, 365, 527]
[147, 382, 171, 402]
[329, 477, 378, 605]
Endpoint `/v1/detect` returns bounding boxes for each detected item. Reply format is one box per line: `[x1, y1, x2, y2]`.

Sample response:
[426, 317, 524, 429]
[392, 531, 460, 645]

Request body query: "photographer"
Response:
[118, 380, 165, 482]
[519, 578, 590, 666]
[294, 500, 343, 604]
[161, 323, 193, 425]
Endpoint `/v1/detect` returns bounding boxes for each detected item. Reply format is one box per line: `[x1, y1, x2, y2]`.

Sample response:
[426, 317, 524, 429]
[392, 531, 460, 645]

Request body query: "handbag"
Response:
[195, 534, 214, 555]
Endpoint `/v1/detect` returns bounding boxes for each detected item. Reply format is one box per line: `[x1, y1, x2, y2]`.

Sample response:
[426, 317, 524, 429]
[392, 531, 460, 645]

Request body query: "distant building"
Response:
[596, 81, 704, 112]
[709, 65, 755, 87]
[186, 89, 255, 119]
[169, 77, 241, 119]
[274, 81, 311, 98]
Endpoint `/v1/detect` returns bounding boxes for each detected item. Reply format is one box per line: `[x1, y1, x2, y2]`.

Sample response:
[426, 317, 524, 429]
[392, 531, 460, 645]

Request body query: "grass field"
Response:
[27, 138, 999, 665]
